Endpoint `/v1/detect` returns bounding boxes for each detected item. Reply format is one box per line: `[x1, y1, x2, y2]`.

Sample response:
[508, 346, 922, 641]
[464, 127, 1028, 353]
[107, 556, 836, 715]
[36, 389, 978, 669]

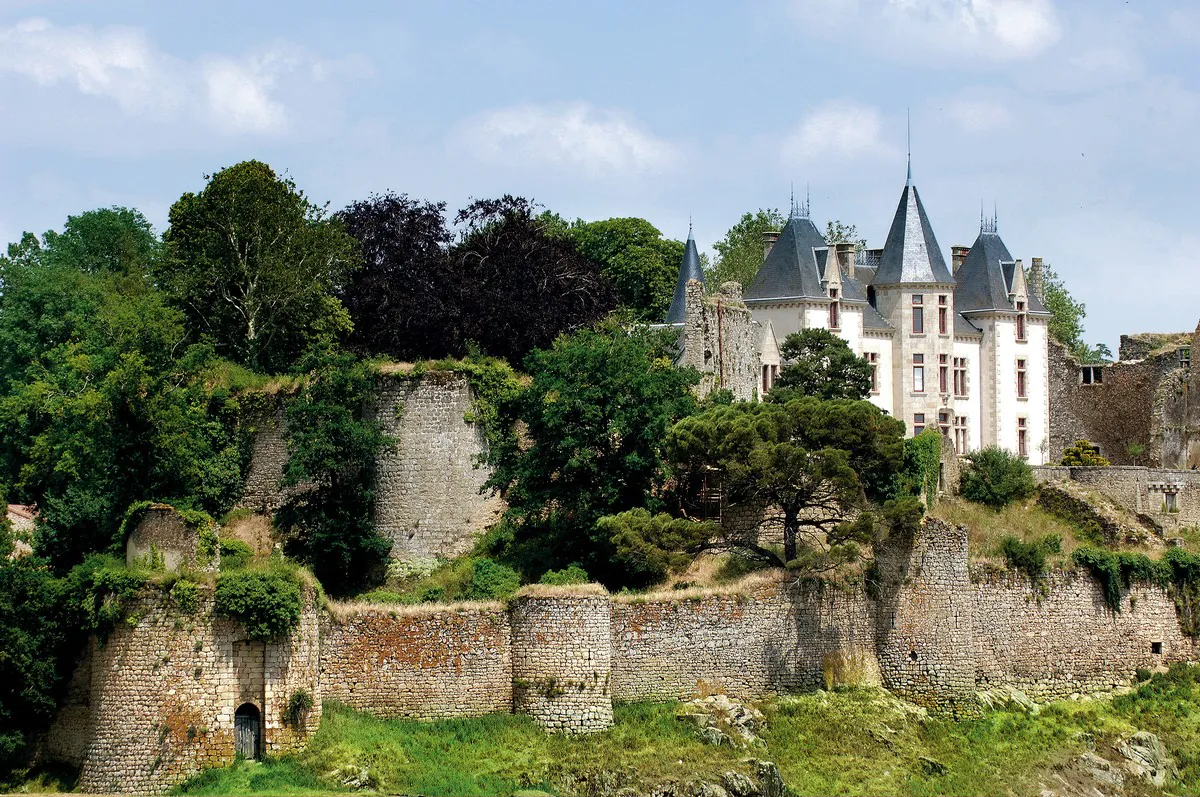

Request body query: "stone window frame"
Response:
[913, 412, 926, 435]
[938, 354, 949, 394]
[828, 287, 840, 330]
[1016, 300, 1027, 342]
[1016, 358, 1027, 399]
[953, 356, 969, 398]
[953, 415, 968, 454]
[912, 294, 925, 334]
[938, 295, 949, 336]
[1017, 417, 1028, 459]
[912, 353, 926, 394]
[864, 351, 879, 394]
[1080, 365, 1104, 386]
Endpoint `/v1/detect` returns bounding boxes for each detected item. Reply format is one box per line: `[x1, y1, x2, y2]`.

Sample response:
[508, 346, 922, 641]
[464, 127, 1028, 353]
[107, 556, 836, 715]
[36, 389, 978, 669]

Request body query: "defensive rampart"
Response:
[1033, 465, 1200, 529]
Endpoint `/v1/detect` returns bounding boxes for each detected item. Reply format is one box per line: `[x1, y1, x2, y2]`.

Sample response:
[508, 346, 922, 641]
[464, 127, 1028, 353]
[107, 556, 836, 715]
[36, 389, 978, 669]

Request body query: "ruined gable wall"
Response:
[681, 281, 760, 402]
[318, 603, 512, 720]
[974, 568, 1197, 700]
[1034, 465, 1200, 528]
[75, 587, 320, 796]
[610, 579, 879, 702]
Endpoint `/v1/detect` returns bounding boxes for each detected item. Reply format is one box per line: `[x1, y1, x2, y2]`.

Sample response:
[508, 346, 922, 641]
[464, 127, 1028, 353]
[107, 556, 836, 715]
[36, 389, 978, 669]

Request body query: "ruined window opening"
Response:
[1179, 347, 1191, 369]
[1164, 492, 1179, 513]
[1152, 642, 1163, 655]
[234, 703, 262, 761]
[938, 410, 951, 437]
[1081, 366, 1103, 386]
[907, 650, 918, 662]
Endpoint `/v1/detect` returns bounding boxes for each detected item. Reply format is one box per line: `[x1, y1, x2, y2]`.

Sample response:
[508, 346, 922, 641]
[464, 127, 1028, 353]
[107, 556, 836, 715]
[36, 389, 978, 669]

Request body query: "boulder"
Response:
[1116, 731, 1177, 788]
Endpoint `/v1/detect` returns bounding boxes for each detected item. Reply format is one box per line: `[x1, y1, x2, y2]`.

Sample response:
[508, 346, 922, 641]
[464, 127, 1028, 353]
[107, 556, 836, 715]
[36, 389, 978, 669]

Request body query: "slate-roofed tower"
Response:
[665, 224, 705, 325]
[871, 168, 958, 440]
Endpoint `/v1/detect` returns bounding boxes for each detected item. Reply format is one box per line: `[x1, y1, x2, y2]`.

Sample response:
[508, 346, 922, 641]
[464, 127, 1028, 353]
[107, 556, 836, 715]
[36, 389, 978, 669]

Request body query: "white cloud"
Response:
[947, 99, 1011, 133]
[790, 0, 1060, 63]
[457, 103, 682, 177]
[781, 100, 893, 164]
[0, 18, 351, 135]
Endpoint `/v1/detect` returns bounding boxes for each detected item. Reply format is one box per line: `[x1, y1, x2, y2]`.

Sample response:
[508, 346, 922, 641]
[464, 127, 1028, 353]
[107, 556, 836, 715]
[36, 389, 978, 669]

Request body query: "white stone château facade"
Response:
[669, 172, 1051, 464]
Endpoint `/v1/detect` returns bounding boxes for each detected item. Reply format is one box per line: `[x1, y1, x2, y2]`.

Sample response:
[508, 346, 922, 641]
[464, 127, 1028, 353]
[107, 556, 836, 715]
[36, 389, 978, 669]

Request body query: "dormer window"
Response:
[912, 295, 924, 334]
[1016, 300, 1027, 341]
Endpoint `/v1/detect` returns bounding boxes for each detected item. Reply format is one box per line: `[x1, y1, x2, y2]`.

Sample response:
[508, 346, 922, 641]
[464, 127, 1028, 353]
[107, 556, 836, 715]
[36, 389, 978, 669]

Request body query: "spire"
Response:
[981, 202, 998, 234]
[664, 225, 705, 325]
[906, 108, 912, 186]
[873, 178, 954, 286]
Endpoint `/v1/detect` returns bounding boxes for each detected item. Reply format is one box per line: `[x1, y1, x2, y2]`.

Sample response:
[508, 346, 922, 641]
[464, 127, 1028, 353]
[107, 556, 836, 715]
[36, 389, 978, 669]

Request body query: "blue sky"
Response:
[2, 0, 1198, 351]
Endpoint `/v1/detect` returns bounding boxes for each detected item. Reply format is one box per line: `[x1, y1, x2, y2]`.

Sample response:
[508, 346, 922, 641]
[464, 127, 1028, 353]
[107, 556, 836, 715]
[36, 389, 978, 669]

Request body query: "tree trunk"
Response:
[783, 511, 798, 564]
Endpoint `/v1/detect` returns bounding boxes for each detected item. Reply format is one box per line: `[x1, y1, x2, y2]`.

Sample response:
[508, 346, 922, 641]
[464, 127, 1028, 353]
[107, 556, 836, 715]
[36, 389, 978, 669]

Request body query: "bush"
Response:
[284, 689, 314, 728]
[218, 539, 254, 571]
[597, 509, 716, 589]
[1000, 534, 1062, 581]
[538, 564, 590, 586]
[960, 446, 1035, 509]
[462, 559, 521, 601]
[214, 567, 302, 642]
[1061, 439, 1110, 467]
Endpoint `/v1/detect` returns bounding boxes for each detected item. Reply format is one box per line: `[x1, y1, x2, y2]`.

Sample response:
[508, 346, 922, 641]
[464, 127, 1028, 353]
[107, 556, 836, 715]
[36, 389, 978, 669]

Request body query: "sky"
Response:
[1, 0, 1197, 351]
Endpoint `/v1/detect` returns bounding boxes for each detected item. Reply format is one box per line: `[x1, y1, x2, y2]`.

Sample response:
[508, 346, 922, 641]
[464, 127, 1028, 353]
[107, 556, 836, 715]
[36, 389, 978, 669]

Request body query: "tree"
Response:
[770, 329, 873, 401]
[666, 397, 906, 569]
[1041, 264, 1111, 363]
[568, 217, 683, 322]
[597, 509, 716, 588]
[450, 196, 617, 364]
[335, 192, 454, 360]
[960, 446, 1036, 509]
[709, 209, 785, 289]
[158, 161, 360, 373]
[824, 220, 866, 251]
[275, 348, 392, 596]
[40, 207, 161, 276]
[483, 321, 700, 585]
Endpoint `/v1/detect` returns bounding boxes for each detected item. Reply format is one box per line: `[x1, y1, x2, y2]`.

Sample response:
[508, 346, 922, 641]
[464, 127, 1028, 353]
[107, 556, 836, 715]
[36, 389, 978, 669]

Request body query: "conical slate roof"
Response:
[744, 213, 828, 301]
[955, 226, 1049, 314]
[873, 182, 954, 286]
[665, 228, 705, 324]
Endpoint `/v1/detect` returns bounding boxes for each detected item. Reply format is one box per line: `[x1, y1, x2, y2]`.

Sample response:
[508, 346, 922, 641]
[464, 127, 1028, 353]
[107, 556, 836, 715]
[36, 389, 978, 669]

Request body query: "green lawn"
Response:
[174, 664, 1200, 796]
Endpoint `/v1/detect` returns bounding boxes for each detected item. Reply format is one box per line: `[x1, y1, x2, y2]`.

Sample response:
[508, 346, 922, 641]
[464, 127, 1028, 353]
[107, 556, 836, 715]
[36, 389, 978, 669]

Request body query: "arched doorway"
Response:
[234, 703, 261, 761]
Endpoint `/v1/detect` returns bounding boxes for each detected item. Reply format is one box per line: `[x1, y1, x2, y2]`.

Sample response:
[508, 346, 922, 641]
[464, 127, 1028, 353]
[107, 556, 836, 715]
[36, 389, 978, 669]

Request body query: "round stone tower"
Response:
[509, 586, 613, 734]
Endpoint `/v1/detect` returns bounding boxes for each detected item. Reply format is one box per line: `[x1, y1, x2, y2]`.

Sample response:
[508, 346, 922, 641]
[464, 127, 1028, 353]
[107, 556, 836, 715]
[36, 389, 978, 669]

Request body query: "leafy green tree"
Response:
[770, 329, 873, 401]
[275, 348, 392, 596]
[1041, 264, 1111, 363]
[158, 161, 360, 373]
[597, 508, 716, 588]
[824, 220, 866, 251]
[39, 207, 161, 275]
[484, 322, 700, 585]
[960, 446, 1036, 509]
[568, 217, 683, 322]
[666, 398, 905, 568]
[709, 209, 785, 288]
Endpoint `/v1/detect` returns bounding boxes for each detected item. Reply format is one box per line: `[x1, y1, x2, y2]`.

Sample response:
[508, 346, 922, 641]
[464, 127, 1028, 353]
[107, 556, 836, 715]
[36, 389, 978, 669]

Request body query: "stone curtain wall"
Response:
[510, 589, 614, 734]
[611, 580, 878, 702]
[974, 569, 1198, 700]
[371, 372, 504, 567]
[238, 403, 307, 513]
[73, 587, 320, 796]
[1034, 465, 1200, 528]
[319, 603, 513, 719]
[874, 519, 978, 715]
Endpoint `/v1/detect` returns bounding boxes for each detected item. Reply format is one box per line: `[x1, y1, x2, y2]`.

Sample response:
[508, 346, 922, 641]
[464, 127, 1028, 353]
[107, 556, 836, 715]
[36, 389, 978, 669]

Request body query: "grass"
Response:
[175, 664, 1200, 796]
[933, 495, 1087, 564]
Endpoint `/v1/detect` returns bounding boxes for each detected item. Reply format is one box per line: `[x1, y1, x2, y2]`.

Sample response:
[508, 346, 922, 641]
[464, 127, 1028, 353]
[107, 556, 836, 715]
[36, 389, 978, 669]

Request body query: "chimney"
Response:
[951, 245, 970, 275]
[1029, 257, 1045, 303]
[762, 230, 781, 260]
[834, 242, 856, 282]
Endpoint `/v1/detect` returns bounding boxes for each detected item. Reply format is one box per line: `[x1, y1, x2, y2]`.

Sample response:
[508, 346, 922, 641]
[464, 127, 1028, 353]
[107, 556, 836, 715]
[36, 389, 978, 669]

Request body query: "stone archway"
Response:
[234, 703, 261, 761]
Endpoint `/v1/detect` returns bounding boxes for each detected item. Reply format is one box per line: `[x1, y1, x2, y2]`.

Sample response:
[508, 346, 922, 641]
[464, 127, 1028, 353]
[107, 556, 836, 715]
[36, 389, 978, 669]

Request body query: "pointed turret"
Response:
[744, 204, 828, 302]
[665, 225, 705, 325]
[954, 216, 1048, 315]
[872, 181, 954, 287]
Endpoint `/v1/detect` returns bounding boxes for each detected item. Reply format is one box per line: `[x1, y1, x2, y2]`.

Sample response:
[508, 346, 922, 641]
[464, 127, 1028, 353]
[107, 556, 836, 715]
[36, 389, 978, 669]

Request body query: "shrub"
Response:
[538, 564, 590, 586]
[898, 429, 942, 508]
[284, 689, 314, 728]
[169, 579, 200, 615]
[960, 446, 1035, 509]
[463, 559, 521, 601]
[214, 567, 302, 642]
[1061, 440, 1110, 467]
[218, 539, 254, 571]
[1000, 534, 1062, 581]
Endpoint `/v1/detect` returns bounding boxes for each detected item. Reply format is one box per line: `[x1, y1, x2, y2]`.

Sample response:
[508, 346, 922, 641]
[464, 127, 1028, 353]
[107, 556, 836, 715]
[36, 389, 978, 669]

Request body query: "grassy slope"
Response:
[177, 666, 1200, 797]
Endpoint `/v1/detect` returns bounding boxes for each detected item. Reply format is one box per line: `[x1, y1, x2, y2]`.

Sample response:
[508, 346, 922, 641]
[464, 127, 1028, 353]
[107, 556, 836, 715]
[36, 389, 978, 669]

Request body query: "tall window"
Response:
[1016, 300, 1027, 341]
[828, 288, 840, 329]
[1016, 358, 1027, 398]
[938, 295, 948, 335]
[913, 354, 925, 393]
[1017, 417, 1028, 458]
[912, 294, 924, 334]
[953, 416, 968, 454]
[761, 364, 778, 394]
[938, 410, 951, 437]
[913, 413, 926, 435]
[953, 357, 968, 397]
[939, 354, 949, 393]
[865, 352, 879, 393]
